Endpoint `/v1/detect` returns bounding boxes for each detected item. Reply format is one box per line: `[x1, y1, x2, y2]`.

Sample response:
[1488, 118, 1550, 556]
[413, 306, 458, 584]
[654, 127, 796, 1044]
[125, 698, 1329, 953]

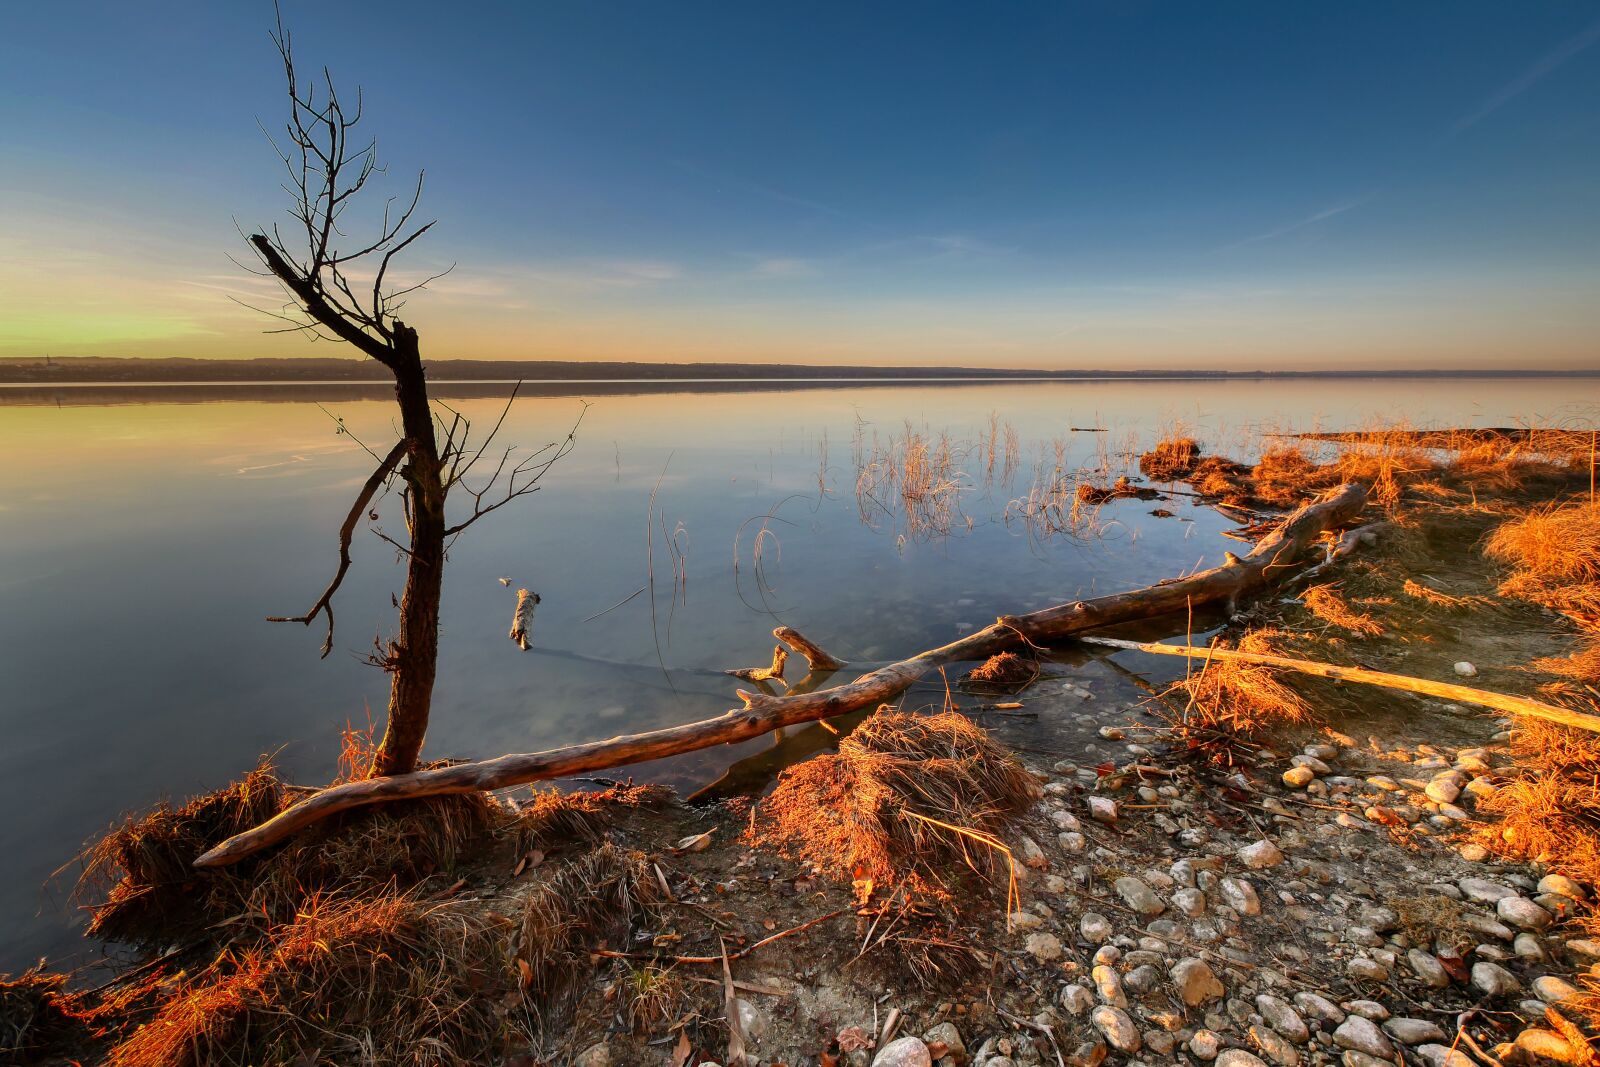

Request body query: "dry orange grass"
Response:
[77, 760, 502, 948]
[1187, 455, 1255, 505]
[1401, 578, 1476, 611]
[1477, 719, 1600, 888]
[855, 425, 969, 538]
[106, 892, 511, 1067]
[1485, 500, 1600, 630]
[1303, 584, 1384, 637]
[1157, 632, 1315, 765]
[1, 965, 84, 1065]
[516, 784, 673, 851]
[753, 711, 1034, 900]
[1250, 446, 1341, 508]
[1532, 642, 1600, 685]
[1138, 435, 1200, 481]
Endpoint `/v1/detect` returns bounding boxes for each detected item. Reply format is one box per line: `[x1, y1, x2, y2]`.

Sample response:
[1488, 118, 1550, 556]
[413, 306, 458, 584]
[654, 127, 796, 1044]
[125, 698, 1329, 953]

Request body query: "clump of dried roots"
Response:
[516, 784, 674, 852]
[514, 844, 659, 1033]
[752, 711, 1035, 903]
[105, 892, 512, 1067]
[77, 759, 503, 949]
[2, 965, 85, 1066]
[961, 651, 1039, 694]
[1155, 634, 1315, 766]
[1139, 436, 1200, 481]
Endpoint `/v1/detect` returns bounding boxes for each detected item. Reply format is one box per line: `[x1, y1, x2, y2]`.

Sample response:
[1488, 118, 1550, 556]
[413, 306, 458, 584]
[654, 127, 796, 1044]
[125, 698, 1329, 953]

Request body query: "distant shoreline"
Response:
[1, 356, 1596, 385]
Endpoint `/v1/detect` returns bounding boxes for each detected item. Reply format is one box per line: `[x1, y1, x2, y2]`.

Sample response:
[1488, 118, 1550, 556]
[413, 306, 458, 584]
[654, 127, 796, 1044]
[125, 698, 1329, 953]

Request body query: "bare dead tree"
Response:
[247, 14, 582, 776]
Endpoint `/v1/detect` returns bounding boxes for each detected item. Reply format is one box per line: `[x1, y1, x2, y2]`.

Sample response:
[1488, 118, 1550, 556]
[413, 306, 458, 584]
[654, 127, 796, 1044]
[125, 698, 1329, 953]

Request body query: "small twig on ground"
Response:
[594, 908, 848, 966]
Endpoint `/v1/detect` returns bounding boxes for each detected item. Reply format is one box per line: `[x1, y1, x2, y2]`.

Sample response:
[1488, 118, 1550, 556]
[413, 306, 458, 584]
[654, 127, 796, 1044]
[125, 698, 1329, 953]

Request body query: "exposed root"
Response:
[514, 844, 657, 1033]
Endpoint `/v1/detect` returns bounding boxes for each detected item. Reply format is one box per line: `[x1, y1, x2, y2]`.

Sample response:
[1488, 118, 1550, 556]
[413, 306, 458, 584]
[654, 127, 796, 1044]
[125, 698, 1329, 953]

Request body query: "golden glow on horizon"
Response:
[3, 198, 1597, 370]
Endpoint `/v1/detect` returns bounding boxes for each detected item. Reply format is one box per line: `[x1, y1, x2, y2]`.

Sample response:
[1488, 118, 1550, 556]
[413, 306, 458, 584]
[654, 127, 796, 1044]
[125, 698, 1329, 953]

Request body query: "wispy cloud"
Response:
[1451, 14, 1600, 135]
[1215, 197, 1369, 253]
[748, 257, 816, 279]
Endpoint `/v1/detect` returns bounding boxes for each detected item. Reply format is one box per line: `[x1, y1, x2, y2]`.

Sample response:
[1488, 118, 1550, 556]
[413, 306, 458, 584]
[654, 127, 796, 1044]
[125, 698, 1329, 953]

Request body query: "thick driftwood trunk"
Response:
[372, 332, 445, 778]
[193, 482, 1368, 867]
[1080, 635, 1600, 733]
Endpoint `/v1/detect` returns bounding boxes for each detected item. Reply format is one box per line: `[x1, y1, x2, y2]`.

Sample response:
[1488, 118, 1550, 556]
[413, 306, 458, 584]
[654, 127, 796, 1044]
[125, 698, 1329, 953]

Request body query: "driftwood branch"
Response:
[725, 646, 787, 683]
[194, 483, 1368, 867]
[1080, 635, 1600, 733]
[773, 626, 846, 671]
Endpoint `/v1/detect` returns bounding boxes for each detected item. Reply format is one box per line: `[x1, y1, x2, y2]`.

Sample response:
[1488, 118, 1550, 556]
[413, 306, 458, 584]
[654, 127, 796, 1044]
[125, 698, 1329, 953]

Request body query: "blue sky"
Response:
[2, 2, 1597, 368]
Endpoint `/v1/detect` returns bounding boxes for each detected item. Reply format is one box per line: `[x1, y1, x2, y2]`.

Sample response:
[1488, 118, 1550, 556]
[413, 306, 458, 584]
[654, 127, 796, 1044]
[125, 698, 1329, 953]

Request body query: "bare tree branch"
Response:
[268, 439, 406, 657]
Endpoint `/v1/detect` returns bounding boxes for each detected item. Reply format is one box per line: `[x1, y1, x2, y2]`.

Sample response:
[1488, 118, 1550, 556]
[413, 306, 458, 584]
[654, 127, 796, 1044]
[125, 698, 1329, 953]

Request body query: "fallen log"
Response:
[193, 482, 1368, 867]
[1079, 635, 1600, 734]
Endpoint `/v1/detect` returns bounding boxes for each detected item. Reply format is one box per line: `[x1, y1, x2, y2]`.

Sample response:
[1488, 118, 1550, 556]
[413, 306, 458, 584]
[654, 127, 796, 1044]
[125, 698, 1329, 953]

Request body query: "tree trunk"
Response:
[371, 326, 444, 777]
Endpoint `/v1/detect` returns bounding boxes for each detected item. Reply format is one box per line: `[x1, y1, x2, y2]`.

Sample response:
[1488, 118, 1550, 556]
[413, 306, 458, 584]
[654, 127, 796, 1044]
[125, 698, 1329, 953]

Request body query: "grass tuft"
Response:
[106, 892, 512, 1067]
[1477, 719, 1600, 888]
[752, 711, 1034, 901]
[1138, 435, 1201, 481]
[1155, 632, 1315, 765]
[77, 760, 503, 949]
[1486, 500, 1600, 630]
[1, 965, 84, 1066]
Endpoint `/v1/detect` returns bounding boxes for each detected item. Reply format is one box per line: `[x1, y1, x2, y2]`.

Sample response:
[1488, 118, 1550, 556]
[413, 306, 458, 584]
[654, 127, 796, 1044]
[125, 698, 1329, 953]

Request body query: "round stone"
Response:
[1190, 1030, 1222, 1060]
[1333, 1017, 1395, 1058]
[1238, 840, 1285, 869]
[1471, 961, 1520, 997]
[1090, 1005, 1141, 1053]
[1171, 957, 1226, 1007]
[1497, 895, 1553, 930]
[872, 1037, 933, 1067]
[1383, 1018, 1447, 1045]
[1025, 932, 1063, 961]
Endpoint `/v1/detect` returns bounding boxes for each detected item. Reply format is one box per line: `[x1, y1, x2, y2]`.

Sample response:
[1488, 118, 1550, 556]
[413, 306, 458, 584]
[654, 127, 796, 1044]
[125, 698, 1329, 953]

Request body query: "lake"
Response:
[0, 375, 1591, 971]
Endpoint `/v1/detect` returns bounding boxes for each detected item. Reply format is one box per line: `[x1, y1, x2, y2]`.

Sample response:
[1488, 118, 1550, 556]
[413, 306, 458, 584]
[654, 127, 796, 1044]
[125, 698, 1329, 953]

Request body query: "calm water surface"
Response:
[0, 376, 1588, 969]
